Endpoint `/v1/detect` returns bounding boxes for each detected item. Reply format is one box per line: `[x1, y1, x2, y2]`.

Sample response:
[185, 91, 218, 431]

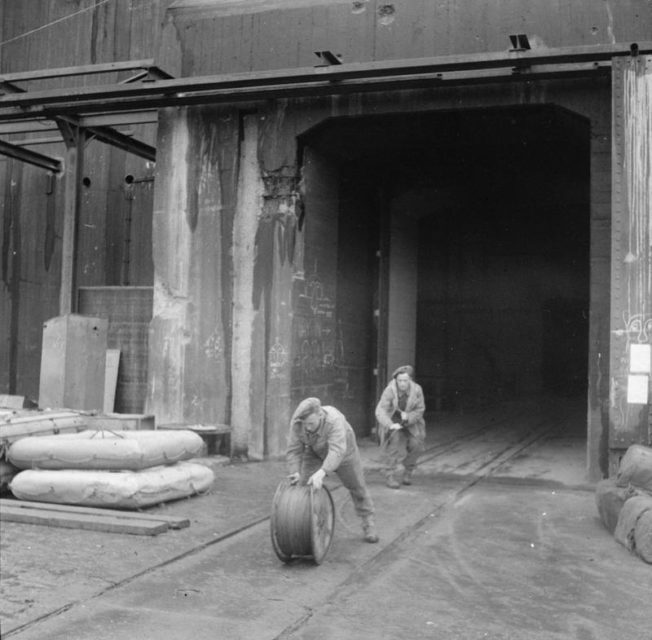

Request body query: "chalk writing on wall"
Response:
[203, 331, 224, 360]
[269, 336, 289, 378]
[293, 264, 337, 387]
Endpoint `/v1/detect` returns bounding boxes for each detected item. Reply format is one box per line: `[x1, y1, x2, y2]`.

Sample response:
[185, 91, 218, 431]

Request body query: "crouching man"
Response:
[375, 365, 426, 488]
[286, 397, 379, 543]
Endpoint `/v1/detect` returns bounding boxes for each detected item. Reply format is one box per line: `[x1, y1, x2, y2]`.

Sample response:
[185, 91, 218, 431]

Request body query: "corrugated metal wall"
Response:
[161, 0, 652, 75]
[0, 0, 171, 400]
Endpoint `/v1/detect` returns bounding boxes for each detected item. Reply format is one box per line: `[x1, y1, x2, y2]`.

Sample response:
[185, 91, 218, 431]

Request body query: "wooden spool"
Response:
[270, 479, 335, 565]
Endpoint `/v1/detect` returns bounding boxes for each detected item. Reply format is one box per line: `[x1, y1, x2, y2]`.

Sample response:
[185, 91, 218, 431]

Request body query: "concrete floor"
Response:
[1, 396, 650, 640]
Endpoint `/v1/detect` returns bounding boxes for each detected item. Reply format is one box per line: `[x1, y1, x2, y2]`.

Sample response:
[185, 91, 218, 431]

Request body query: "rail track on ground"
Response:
[4, 408, 572, 639]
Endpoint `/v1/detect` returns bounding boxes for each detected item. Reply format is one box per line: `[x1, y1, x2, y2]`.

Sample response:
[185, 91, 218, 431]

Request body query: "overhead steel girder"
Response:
[0, 41, 649, 120]
[53, 115, 156, 161]
[0, 119, 156, 163]
[0, 60, 164, 165]
[0, 120, 155, 165]
[0, 63, 615, 119]
[0, 138, 61, 172]
[0, 58, 173, 84]
[0, 83, 156, 162]
[0, 111, 158, 135]
[85, 124, 156, 162]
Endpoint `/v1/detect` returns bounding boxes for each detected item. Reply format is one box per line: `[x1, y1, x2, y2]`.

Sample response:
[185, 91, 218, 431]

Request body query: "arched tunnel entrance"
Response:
[298, 104, 590, 454]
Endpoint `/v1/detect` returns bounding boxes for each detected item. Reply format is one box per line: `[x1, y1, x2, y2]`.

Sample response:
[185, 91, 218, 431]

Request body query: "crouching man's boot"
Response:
[362, 516, 379, 543]
[385, 473, 401, 489]
[402, 468, 414, 485]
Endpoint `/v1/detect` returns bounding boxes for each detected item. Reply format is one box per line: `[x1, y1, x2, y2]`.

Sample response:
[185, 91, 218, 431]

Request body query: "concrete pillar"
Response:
[231, 115, 264, 458]
[608, 56, 652, 475]
[147, 107, 231, 427]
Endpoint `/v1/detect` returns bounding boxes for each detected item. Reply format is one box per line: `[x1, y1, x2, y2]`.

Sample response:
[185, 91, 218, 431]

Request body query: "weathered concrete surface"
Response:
[0, 457, 281, 634]
[290, 482, 652, 640]
[4, 471, 651, 640]
[2, 402, 650, 639]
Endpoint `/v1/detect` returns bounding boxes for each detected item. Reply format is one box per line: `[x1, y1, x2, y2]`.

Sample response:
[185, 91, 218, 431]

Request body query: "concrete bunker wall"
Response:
[147, 78, 611, 472]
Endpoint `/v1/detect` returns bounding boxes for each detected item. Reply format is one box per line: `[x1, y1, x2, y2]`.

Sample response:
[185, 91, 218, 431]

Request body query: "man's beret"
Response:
[291, 397, 322, 424]
[392, 365, 414, 379]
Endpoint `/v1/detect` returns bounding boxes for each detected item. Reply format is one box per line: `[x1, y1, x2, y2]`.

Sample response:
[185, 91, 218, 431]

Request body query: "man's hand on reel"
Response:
[307, 468, 326, 490]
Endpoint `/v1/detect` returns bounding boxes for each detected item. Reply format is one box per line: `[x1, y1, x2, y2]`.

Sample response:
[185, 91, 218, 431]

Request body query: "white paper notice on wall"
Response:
[630, 343, 651, 373]
[627, 374, 649, 404]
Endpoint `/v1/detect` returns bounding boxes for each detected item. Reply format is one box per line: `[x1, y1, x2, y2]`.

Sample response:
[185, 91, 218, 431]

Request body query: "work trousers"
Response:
[300, 449, 375, 519]
[383, 428, 425, 475]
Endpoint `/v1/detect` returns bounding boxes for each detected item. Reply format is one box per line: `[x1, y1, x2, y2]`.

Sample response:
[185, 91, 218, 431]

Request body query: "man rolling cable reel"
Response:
[286, 397, 379, 544]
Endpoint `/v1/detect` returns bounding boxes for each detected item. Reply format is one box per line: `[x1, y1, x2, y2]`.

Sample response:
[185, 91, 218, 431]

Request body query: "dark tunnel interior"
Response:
[303, 104, 591, 423]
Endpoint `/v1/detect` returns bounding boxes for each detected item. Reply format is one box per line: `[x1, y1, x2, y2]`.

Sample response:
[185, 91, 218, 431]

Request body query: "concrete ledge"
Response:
[158, 423, 231, 456]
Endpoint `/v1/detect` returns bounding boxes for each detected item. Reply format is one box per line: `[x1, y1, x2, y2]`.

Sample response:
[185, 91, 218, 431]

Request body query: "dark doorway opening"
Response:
[300, 104, 590, 436]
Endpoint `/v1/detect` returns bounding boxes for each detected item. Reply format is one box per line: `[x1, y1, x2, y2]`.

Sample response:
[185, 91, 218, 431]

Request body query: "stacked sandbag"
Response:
[596, 444, 652, 564]
[7, 429, 214, 509]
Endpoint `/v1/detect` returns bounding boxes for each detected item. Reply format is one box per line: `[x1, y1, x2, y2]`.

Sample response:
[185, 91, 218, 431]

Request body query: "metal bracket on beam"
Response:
[0, 79, 24, 96]
[314, 51, 343, 67]
[121, 66, 175, 84]
[509, 34, 531, 52]
[56, 119, 81, 149]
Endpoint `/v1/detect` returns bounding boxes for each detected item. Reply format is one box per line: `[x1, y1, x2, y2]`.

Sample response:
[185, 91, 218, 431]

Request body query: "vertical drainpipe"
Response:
[231, 114, 264, 459]
[4, 160, 21, 394]
[58, 123, 84, 315]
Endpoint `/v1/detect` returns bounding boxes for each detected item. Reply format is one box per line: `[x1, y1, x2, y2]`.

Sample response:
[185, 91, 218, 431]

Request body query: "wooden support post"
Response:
[57, 121, 84, 315]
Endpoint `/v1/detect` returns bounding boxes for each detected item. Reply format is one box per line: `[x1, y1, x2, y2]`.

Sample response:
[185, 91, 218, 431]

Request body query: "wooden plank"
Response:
[157, 423, 231, 434]
[0, 499, 189, 529]
[0, 504, 169, 535]
[104, 349, 121, 413]
[87, 413, 155, 431]
[0, 410, 83, 424]
[0, 412, 87, 444]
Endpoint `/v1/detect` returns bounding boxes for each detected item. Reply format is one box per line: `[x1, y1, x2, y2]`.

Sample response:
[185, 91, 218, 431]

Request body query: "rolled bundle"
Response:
[616, 444, 652, 492]
[634, 510, 652, 564]
[270, 480, 335, 565]
[595, 478, 639, 534]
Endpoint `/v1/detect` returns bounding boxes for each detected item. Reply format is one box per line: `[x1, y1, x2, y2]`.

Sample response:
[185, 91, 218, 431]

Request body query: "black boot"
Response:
[362, 516, 379, 543]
